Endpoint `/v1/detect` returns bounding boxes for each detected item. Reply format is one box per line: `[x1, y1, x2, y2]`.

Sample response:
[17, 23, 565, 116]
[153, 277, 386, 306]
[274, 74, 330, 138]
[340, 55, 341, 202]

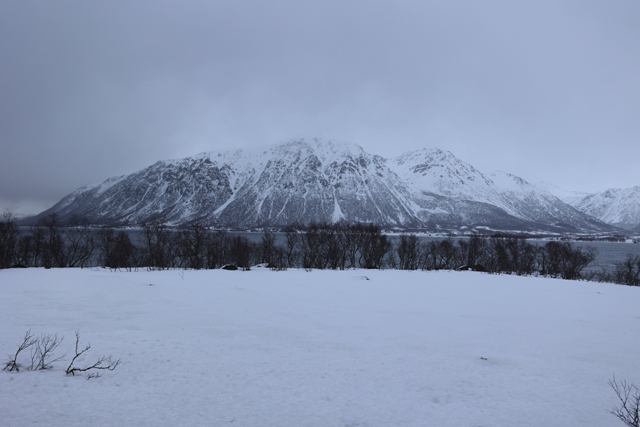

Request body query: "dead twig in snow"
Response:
[65, 331, 120, 376]
[610, 375, 640, 427]
[31, 333, 65, 370]
[3, 330, 37, 372]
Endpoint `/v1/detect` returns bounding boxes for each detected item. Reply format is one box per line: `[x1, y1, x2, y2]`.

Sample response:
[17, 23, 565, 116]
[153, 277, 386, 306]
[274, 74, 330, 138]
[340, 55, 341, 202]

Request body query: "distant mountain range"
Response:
[24, 138, 637, 233]
[541, 183, 640, 231]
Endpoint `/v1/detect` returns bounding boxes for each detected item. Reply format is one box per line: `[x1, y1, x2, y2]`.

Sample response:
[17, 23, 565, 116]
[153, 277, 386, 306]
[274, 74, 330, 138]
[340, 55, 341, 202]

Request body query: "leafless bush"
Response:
[0, 211, 19, 269]
[229, 235, 256, 270]
[141, 220, 177, 270]
[177, 223, 208, 270]
[3, 330, 37, 372]
[30, 333, 65, 370]
[395, 234, 421, 270]
[270, 259, 288, 272]
[65, 331, 120, 376]
[610, 375, 640, 427]
[613, 255, 640, 287]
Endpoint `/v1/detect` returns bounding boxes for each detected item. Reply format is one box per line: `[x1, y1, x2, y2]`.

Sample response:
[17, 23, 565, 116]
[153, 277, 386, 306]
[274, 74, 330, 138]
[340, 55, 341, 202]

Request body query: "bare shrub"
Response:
[64, 215, 95, 268]
[283, 229, 300, 268]
[422, 238, 460, 270]
[357, 223, 392, 269]
[65, 331, 120, 376]
[610, 376, 640, 427]
[538, 241, 596, 280]
[613, 255, 640, 287]
[177, 223, 208, 270]
[98, 228, 138, 271]
[258, 231, 277, 266]
[141, 220, 177, 270]
[3, 330, 37, 372]
[228, 235, 254, 270]
[396, 234, 421, 270]
[30, 333, 65, 370]
[0, 211, 19, 269]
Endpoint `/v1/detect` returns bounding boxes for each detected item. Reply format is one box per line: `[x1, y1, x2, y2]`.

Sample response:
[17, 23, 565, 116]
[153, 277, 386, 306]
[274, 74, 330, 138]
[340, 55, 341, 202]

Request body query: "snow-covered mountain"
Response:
[27, 139, 616, 232]
[388, 148, 608, 231]
[547, 185, 640, 231]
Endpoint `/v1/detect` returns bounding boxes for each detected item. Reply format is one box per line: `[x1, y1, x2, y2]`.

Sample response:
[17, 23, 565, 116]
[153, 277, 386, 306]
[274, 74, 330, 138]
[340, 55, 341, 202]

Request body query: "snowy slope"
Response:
[388, 148, 609, 232]
[488, 171, 608, 229]
[536, 182, 589, 206]
[27, 139, 614, 232]
[211, 139, 421, 227]
[542, 183, 640, 230]
[34, 155, 236, 225]
[32, 139, 422, 228]
[564, 186, 640, 230]
[1, 268, 639, 427]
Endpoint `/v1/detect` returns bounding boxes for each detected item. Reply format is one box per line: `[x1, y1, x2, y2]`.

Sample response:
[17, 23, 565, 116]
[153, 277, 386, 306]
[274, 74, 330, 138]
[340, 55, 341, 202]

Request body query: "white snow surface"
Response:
[537, 181, 589, 206]
[1, 268, 638, 427]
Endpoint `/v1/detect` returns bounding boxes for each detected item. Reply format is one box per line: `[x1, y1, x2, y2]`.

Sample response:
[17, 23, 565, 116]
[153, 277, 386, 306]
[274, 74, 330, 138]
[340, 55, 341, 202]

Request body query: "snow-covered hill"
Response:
[27, 139, 615, 232]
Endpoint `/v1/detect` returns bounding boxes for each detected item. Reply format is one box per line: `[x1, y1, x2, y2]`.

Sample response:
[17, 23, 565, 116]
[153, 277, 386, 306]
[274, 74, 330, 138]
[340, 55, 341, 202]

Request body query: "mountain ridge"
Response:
[24, 138, 621, 233]
[543, 184, 640, 231]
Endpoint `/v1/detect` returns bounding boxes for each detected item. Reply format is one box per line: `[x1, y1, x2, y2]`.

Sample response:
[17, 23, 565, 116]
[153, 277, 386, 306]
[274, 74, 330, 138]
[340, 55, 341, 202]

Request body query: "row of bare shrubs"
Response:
[390, 233, 597, 280]
[0, 214, 393, 271]
[2, 213, 640, 285]
[391, 234, 639, 286]
[3, 330, 120, 379]
[0, 212, 95, 269]
[116, 221, 393, 271]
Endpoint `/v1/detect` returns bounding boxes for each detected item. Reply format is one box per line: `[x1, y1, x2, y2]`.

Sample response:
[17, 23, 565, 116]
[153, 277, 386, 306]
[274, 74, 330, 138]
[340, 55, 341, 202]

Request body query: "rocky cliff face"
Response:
[28, 138, 616, 232]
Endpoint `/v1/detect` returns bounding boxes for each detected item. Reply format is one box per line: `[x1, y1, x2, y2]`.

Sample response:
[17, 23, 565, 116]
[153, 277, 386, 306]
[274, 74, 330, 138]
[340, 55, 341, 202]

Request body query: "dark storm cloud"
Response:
[1, 0, 639, 215]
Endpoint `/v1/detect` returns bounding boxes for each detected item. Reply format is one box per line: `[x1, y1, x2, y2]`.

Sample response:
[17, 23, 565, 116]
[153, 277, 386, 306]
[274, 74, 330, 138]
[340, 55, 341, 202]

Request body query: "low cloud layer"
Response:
[1, 0, 639, 215]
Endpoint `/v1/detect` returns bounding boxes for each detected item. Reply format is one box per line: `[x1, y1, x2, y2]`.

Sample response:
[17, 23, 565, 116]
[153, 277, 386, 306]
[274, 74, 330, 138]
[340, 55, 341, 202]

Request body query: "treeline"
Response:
[391, 233, 639, 286]
[99, 221, 394, 271]
[1, 213, 96, 269]
[0, 214, 392, 271]
[2, 213, 640, 286]
[391, 233, 597, 280]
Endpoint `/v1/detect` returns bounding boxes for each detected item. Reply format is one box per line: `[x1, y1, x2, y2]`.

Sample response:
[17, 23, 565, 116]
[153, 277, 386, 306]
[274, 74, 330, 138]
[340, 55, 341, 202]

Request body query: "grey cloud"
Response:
[1, 0, 639, 215]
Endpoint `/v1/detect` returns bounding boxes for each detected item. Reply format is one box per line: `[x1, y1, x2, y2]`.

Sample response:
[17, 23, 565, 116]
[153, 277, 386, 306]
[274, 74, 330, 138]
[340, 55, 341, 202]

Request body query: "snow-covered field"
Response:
[1, 268, 638, 427]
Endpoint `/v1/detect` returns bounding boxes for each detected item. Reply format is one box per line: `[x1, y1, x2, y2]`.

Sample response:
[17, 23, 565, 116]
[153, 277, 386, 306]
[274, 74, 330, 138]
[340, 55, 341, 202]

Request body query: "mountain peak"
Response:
[562, 185, 640, 230]
[24, 139, 617, 233]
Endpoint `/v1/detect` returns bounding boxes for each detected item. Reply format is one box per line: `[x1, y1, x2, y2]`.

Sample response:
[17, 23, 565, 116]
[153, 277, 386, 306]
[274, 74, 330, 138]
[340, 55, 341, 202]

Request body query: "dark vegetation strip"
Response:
[1, 212, 639, 286]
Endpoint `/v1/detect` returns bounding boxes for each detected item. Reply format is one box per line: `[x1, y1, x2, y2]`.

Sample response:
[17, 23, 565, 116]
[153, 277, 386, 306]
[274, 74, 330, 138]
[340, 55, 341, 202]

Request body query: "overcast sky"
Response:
[1, 0, 639, 216]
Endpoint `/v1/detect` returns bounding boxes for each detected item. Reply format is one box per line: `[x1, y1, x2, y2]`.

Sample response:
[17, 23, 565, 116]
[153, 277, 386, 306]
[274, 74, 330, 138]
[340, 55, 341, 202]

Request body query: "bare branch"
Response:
[67, 355, 120, 376]
[65, 331, 120, 376]
[3, 330, 37, 372]
[65, 331, 91, 375]
[610, 375, 640, 427]
[87, 372, 102, 380]
[33, 333, 65, 370]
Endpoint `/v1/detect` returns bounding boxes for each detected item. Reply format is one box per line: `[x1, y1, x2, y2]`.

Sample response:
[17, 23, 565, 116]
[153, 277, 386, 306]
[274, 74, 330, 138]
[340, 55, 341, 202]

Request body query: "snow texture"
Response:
[1, 268, 638, 427]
